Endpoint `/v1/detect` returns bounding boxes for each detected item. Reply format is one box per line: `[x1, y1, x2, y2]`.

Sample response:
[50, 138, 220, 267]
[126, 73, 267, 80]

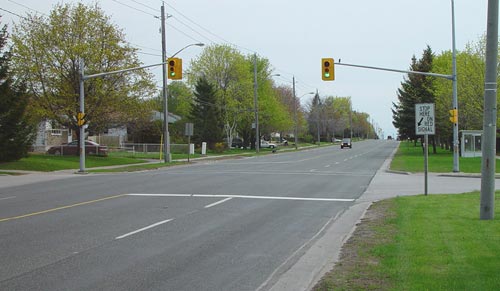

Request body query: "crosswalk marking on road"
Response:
[125, 193, 355, 202]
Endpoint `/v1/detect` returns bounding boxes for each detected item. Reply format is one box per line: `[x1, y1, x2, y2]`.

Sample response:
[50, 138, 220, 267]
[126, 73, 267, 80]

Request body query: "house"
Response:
[32, 119, 72, 152]
[32, 111, 182, 151]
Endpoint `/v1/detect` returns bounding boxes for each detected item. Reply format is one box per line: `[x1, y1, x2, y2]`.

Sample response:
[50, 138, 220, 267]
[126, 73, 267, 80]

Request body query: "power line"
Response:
[0, 7, 26, 19]
[165, 2, 256, 53]
[137, 51, 162, 57]
[170, 16, 217, 44]
[110, 0, 159, 18]
[126, 0, 157, 12]
[7, 0, 48, 16]
[168, 24, 204, 45]
[129, 42, 162, 53]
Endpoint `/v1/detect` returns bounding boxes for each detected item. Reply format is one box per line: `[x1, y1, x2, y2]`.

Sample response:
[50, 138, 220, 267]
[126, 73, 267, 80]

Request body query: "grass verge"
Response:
[0, 154, 146, 172]
[390, 141, 500, 173]
[313, 192, 500, 290]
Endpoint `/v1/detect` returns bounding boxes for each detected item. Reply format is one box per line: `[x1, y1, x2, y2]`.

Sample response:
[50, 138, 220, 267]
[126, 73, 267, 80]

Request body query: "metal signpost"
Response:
[415, 103, 435, 195]
[185, 123, 194, 162]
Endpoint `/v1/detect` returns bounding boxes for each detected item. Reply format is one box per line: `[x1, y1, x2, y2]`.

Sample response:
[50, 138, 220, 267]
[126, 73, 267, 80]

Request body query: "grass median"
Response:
[313, 192, 500, 290]
[391, 141, 500, 173]
[0, 154, 146, 172]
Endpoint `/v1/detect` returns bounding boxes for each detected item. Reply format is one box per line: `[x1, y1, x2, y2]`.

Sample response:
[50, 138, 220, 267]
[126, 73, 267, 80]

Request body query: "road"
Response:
[0, 140, 398, 290]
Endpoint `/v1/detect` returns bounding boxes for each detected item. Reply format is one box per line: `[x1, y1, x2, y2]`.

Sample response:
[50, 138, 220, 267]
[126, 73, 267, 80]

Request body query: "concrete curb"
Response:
[265, 147, 400, 291]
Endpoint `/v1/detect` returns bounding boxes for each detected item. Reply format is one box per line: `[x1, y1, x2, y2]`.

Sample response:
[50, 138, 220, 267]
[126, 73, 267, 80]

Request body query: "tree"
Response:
[11, 3, 155, 141]
[307, 92, 322, 142]
[190, 77, 223, 149]
[188, 44, 252, 145]
[0, 20, 35, 162]
[392, 46, 436, 151]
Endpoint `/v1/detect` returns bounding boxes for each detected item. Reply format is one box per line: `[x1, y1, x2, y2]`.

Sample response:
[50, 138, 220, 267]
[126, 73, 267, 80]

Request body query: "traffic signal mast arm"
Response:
[334, 61, 453, 80]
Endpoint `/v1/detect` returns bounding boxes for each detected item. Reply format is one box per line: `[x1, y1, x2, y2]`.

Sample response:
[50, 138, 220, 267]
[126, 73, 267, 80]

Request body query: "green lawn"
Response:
[314, 193, 500, 290]
[0, 143, 331, 173]
[0, 154, 146, 172]
[390, 141, 499, 173]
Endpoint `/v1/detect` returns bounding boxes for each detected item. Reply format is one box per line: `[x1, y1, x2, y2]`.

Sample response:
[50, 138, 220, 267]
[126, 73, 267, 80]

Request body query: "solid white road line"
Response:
[204, 197, 233, 209]
[126, 194, 354, 202]
[0, 196, 16, 201]
[115, 218, 173, 240]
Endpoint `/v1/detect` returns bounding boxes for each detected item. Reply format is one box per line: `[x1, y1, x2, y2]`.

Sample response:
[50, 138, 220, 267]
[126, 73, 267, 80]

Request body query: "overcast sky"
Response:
[2, 0, 491, 137]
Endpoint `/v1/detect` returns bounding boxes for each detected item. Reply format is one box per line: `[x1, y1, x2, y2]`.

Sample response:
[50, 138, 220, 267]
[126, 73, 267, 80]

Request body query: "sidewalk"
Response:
[267, 150, 500, 291]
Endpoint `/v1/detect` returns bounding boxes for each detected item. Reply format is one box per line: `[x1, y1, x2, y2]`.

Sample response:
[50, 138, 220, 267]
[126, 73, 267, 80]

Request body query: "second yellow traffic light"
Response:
[449, 108, 458, 123]
[167, 57, 182, 80]
[321, 58, 335, 81]
[77, 112, 86, 127]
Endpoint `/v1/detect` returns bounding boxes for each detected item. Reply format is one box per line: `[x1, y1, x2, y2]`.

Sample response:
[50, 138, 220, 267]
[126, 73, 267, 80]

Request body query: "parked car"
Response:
[47, 140, 108, 156]
[340, 138, 352, 149]
[259, 140, 277, 149]
[231, 137, 244, 148]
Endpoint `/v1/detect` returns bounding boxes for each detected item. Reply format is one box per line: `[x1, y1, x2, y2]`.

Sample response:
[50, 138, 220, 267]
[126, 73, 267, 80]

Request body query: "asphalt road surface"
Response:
[0, 140, 398, 290]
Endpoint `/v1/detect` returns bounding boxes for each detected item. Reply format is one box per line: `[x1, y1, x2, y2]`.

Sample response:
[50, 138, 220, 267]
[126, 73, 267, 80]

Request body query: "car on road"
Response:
[259, 140, 277, 149]
[47, 140, 108, 156]
[340, 138, 352, 149]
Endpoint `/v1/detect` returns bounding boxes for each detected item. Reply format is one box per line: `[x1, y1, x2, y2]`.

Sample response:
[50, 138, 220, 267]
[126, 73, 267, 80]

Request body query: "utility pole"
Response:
[451, 0, 459, 172]
[253, 53, 259, 153]
[316, 89, 320, 146]
[161, 3, 171, 163]
[349, 98, 353, 139]
[480, 0, 498, 220]
[293, 76, 298, 150]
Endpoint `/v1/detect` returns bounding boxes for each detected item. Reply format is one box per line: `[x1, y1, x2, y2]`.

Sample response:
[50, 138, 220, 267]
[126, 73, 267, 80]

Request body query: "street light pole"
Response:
[292, 79, 314, 150]
[253, 54, 260, 153]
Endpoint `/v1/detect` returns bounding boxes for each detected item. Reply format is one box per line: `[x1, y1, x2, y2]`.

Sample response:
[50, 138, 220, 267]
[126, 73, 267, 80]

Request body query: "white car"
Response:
[259, 140, 277, 149]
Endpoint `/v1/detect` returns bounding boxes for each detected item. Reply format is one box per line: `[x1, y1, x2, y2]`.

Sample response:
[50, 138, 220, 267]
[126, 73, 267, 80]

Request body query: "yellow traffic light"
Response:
[167, 57, 182, 80]
[77, 112, 86, 127]
[321, 58, 335, 81]
[449, 109, 458, 123]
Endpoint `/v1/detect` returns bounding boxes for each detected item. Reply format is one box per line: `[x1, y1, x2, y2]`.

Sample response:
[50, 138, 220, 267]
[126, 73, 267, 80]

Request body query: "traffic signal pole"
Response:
[161, 4, 171, 163]
[451, 0, 460, 173]
[78, 59, 86, 173]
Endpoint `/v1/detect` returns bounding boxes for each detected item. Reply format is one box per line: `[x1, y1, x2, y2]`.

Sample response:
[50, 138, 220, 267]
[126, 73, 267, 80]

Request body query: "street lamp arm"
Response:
[170, 43, 204, 58]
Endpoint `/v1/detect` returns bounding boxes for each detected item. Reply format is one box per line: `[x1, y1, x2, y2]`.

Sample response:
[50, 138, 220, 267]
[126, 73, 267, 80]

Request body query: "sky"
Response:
[1, 0, 491, 138]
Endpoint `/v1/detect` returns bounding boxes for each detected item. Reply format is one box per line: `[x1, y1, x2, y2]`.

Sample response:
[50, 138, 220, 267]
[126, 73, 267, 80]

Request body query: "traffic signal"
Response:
[321, 58, 335, 81]
[167, 57, 182, 80]
[449, 108, 458, 124]
[77, 112, 86, 127]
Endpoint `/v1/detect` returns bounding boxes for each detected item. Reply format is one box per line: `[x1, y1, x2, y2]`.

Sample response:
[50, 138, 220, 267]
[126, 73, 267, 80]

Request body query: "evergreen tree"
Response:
[307, 92, 322, 142]
[190, 78, 223, 149]
[392, 46, 436, 148]
[0, 21, 35, 162]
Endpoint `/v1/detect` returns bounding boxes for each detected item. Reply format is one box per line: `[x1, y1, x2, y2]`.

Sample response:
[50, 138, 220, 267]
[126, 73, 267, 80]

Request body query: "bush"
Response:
[213, 142, 226, 153]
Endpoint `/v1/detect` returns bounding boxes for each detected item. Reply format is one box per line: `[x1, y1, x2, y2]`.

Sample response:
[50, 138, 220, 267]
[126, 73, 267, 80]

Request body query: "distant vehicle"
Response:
[231, 137, 244, 148]
[47, 140, 108, 156]
[259, 140, 277, 149]
[387, 135, 393, 140]
[340, 138, 352, 149]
